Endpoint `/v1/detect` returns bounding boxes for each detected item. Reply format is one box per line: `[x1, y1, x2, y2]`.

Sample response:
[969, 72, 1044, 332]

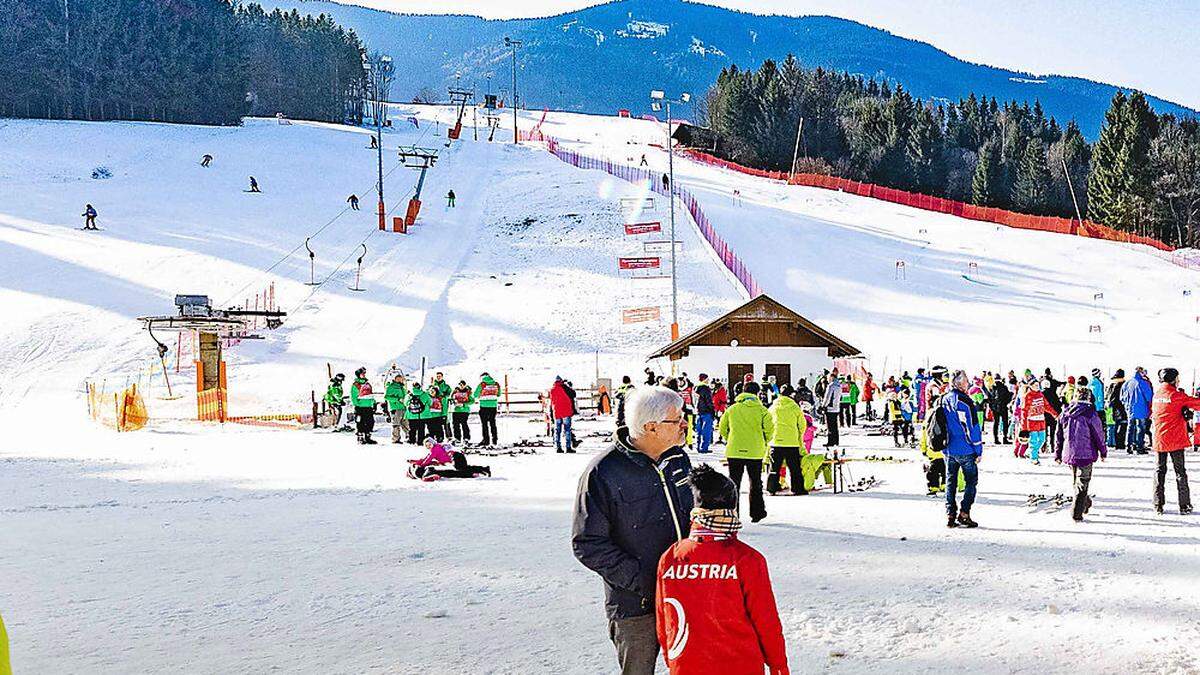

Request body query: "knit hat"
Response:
[690, 464, 738, 510]
[1092, 368, 1102, 377]
[1114, 368, 1125, 378]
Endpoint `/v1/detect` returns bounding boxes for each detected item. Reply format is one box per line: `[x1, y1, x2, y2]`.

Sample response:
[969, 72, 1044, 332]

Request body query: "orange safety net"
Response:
[680, 149, 1174, 252]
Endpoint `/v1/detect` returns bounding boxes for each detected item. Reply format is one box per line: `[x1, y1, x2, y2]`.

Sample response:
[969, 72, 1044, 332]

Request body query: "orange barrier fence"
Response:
[680, 149, 1173, 252]
[86, 381, 149, 432]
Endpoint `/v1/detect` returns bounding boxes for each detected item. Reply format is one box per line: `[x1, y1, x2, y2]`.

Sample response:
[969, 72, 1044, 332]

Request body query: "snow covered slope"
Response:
[0, 115, 743, 421]
[498, 106, 1200, 376]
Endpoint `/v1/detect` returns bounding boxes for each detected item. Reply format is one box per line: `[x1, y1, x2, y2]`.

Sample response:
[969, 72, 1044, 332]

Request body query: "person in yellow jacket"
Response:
[919, 407, 965, 496]
[767, 385, 808, 496]
[0, 611, 10, 675]
[718, 381, 774, 522]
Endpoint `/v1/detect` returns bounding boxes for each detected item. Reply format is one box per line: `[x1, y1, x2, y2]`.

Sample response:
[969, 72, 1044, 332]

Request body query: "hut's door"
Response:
[727, 363, 753, 387]
[765, 363, 791, 387]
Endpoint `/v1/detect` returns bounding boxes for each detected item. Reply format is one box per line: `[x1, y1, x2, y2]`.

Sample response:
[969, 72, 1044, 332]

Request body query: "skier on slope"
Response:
[81, 204, 98, 230]
[655, 465, 789, 675]
[248, 176, 261, 193]
[200, 154, 213, 167]
[446, 189, 456, 208]
[347, 194, 360, 211]
[350, 367, 378, 445]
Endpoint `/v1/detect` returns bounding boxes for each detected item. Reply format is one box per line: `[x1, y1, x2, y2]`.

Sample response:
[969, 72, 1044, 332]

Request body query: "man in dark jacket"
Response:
[573, 386, 693, 675]
[795, 378, 815, 408]
[1106, 369, 1128, 449]
[1043, 368, 1065, 451]
[988, 378, 1013, 445]
[694, 373, 716, 454]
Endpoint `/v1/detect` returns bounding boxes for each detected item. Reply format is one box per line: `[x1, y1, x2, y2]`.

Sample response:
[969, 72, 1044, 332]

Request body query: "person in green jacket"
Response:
[324, 373, 346, 428]
[474, 372, 503, 446]
[717, 381, 775, 522]
[385, 374, 409, 443]
[432, 372, 454, 440]
[767, 385, 808, 495]
[405, 382, 432, 445]
[847, 379, 861, 426]
[421, 376, 448, 442]
[349, 367, 377, 445]
[450, 380, 475, 444]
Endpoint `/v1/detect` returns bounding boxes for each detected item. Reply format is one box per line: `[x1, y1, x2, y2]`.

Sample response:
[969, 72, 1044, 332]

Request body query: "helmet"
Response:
[355, 367, 367, 377]
[333, 373, 345, 381]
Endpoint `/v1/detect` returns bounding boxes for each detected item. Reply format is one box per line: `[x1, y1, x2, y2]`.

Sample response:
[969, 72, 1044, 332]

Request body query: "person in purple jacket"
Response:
[1055, 386, 1107, 522]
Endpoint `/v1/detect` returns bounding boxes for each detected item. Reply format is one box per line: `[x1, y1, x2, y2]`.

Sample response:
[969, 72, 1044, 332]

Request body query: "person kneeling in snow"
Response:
[656, 464, 789, 675]
[407, 438, 491, 480]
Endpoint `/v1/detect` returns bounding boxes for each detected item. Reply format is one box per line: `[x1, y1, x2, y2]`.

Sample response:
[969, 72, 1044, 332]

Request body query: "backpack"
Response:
[407, 396, 425, 415]
[926, 397, 949, 452]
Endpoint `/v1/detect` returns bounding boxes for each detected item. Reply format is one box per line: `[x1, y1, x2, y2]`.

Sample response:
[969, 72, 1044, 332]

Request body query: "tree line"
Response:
[0, 0, 367, 127]
[702, 56, 1200, 247]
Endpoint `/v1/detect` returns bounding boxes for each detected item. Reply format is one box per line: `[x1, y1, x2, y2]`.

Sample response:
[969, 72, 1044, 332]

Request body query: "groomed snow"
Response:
[2, 107, 1199, 674]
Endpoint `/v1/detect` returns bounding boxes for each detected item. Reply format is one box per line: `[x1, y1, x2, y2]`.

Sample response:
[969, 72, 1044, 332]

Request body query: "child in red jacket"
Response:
[656, 465, 789, 675]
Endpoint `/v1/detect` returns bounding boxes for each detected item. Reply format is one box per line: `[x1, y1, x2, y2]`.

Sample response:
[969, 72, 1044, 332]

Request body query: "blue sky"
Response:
[345, 0, 1200, 110]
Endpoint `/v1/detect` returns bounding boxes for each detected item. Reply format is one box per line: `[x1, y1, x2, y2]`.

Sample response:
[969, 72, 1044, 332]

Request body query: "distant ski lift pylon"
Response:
[447, 87, 474, 140]
[395, 145, 440, 229]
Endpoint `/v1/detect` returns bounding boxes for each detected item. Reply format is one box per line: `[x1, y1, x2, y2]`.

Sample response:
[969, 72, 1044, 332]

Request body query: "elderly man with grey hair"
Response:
[572, 385, 694, 675]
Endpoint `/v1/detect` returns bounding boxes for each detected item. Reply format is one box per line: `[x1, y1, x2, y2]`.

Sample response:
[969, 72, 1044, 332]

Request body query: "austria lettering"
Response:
[661, 563, 739, 580]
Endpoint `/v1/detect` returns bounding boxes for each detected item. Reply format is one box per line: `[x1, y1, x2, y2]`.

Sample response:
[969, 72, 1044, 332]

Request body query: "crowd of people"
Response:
[570, 362, 1198, 673]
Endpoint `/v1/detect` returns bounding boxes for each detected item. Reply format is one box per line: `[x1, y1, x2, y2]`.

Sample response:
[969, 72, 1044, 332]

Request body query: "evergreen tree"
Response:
[972, 142, 1001, 206]
[1013, 139, 1051, 214]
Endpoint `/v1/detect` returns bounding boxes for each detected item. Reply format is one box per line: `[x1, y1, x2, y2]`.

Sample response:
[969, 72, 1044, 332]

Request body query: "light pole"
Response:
[651, 90, 691, 341]
[504, 37, 522, 144]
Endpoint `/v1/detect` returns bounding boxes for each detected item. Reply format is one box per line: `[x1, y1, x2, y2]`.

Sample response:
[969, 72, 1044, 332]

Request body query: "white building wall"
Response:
[652, 345, 833, 385]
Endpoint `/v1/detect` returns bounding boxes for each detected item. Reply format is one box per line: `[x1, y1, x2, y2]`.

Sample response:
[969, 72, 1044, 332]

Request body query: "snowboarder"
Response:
[473, 373, 502, 447]
[248, 176, 261, 193]
[347, 194, 360, 211]
[655, 465, 789, 674]
[1150, 367, 1196, 515]
[1054, 386, 1106, 522]
[350, 367, 377, 444]
[81, 204, 98, 230]
[200, 154, 213, 167]
[446, 189, 456, 208]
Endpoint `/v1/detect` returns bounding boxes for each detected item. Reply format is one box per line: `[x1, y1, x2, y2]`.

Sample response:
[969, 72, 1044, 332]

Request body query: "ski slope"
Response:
[469, 105, 1200, 376]
[0, 115, 744, 423]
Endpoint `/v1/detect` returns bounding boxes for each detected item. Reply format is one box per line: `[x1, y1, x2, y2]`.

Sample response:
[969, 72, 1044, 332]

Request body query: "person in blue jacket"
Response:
[943, 369, 984, 529]
[1121, 366, 1154, 454]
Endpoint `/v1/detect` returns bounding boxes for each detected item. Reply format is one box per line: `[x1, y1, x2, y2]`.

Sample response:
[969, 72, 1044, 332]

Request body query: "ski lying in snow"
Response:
[848, 476, 881, 492]
[1026, 493, 1071, 507]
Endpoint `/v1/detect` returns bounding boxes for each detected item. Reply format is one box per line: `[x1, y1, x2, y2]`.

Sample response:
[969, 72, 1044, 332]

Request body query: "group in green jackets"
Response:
[353, 369, 504, 447]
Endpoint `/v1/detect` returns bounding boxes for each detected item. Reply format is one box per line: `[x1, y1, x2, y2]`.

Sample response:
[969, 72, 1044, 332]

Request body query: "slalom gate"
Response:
[543, 137, 761, 298]
[679, 148, 1174, 253]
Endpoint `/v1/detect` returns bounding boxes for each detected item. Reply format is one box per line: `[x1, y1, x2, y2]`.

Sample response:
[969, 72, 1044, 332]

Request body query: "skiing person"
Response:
[446, 189, 456, 207]
[655, 464, 789, 675]
[767, 384, 807, 496]
[200, 154, 213, 167]
[324, 373, 347, 429]
[1054, 386, 1106, 522]
[572, 386, 693, 675]
[81, 204, 98, 230]
[369, 135, 378, 149]
[823, 369, 842, 447]
[349, 367, 378, 444]
[1150, 367, 1196, 515]
[1122, 367, 1154, 454]
[718, 381, 774, 523]
[384, 373, 409, 443]
[639, 153, 648, 167]
[450, 380, 474, 444]
[694, 373, 716, 454]
[347, 194, 360, 211]
[248, 176, 260, 193]
[550, 376, 576, 453]
[942, 370, 984, 528]
[474, 372, 502, 447]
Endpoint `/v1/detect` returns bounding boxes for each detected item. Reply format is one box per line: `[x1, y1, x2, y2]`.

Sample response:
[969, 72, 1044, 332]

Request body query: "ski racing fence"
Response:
[679, 148, 1177, 254]
[543, 137, 762, 299]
